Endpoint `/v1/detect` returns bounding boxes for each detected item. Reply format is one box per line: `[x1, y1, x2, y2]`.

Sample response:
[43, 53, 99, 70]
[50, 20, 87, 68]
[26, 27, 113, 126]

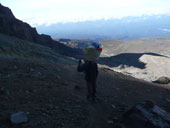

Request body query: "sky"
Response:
[1, 0, 170, 26]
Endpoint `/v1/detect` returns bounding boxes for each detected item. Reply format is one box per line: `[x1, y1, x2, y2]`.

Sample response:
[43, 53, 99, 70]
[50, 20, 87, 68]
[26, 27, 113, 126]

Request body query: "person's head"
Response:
[91, 42, 102, 52]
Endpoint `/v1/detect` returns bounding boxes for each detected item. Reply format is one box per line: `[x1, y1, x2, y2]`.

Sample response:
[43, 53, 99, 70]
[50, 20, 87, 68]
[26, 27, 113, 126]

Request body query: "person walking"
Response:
[77, 59, 98, 101]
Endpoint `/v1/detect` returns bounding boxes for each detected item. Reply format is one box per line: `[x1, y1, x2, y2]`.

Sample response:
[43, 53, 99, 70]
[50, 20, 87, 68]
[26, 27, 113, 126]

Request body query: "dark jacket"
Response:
[77, 60, 98, 83]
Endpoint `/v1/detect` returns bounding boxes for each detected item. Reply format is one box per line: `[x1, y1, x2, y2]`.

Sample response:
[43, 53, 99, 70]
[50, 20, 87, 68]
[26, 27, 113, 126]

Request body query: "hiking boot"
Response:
[86, 95, 90, 100]
[92, 96, 96, 102]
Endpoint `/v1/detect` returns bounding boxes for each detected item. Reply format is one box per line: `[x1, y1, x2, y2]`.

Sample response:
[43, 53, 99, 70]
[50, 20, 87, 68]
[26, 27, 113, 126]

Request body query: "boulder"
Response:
[10, 111, 28, 124]
[120, 101, 170, 128]
[153, 77, 170, 84]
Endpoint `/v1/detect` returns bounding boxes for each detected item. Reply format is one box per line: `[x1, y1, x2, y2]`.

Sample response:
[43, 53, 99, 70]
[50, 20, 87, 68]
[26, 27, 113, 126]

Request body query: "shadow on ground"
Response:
[98, 52, 168, 69]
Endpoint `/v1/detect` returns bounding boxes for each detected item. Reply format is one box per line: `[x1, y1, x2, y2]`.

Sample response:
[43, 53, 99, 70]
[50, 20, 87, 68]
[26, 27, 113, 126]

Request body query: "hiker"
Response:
[77, 42, 102, 101]
[77, 59, 98, 100]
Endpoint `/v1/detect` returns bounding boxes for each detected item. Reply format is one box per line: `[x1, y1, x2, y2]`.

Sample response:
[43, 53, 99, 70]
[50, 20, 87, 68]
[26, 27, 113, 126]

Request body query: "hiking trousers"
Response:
[86, 81, 96, 99]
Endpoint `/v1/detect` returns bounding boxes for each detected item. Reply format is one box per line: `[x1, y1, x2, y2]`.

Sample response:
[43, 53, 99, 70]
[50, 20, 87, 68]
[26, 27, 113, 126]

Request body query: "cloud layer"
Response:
[1, 0, 170, 26]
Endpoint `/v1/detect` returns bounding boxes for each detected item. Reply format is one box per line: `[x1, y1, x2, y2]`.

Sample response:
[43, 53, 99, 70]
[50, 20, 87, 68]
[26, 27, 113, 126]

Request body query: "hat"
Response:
[82, 42, 102, 61]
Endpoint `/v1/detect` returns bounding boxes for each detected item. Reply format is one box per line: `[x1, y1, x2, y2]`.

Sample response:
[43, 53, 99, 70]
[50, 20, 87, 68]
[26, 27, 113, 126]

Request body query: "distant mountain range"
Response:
[37, 14, 170, 41]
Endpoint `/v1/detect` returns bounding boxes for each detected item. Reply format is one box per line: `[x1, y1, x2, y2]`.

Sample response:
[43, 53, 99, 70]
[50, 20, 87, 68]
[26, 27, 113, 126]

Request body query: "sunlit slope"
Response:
[101, 38, 170, 57]
[99, 37, 170, 81]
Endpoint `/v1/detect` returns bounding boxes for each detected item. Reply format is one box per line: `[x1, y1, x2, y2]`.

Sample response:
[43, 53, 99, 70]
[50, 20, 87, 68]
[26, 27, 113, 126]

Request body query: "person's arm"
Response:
[77, 59, 86, 72]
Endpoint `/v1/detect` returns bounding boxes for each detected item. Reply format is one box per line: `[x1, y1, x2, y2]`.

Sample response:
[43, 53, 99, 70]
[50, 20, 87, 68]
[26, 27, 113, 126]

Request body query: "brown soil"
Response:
[0, 57, 170, 128]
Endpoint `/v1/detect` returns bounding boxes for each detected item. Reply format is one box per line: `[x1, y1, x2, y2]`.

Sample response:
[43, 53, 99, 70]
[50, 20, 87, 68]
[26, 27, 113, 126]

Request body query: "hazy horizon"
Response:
[36, 14, 170, 41]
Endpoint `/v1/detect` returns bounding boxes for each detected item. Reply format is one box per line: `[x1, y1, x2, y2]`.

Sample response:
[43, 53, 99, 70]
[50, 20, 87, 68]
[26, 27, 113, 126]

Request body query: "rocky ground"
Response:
[0, 57, 170, 128]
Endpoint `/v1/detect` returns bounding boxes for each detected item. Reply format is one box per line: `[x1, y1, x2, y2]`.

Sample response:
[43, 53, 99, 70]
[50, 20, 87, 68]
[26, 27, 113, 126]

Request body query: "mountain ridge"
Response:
[0, 3, 82, 58]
